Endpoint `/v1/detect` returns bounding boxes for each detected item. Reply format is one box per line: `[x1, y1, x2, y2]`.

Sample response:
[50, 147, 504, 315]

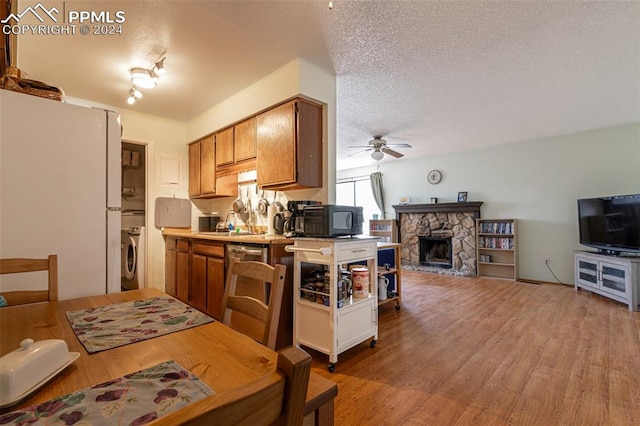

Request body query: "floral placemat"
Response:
[66, 296, 214, 353]
[0, 360, 214, 425]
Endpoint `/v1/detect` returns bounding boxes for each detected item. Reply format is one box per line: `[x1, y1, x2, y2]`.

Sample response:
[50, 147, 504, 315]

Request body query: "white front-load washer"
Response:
[121, 226, 145, 290]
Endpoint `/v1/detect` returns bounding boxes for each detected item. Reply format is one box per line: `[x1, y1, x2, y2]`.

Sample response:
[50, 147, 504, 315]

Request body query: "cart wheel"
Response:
[327, 363, 336, 373]
[395, 304, 401, 311]
[370, 339, 377, 348]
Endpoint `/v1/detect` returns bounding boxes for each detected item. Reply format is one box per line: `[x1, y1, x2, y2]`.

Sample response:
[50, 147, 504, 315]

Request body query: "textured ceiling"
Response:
[14, 0, 640, 170]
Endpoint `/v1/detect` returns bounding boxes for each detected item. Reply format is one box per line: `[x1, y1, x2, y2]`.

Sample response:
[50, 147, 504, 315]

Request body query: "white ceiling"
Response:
[14, 0, 640, 170]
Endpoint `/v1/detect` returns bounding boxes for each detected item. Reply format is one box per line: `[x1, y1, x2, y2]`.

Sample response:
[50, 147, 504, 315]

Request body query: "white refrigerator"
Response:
[0, 89, 121, 299]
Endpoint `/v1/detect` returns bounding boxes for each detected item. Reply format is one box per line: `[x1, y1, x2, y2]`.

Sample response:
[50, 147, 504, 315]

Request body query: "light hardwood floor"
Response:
[305, 270, 640, 425]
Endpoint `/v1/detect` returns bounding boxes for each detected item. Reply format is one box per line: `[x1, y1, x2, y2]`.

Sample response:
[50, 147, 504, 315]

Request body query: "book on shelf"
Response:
[480, 221, 514, 235]
[478, 237, 514, 249]
[371, 224, 391, 231]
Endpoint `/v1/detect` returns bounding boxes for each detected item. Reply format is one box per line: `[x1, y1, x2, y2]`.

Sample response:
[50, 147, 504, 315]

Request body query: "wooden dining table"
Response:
[0, 288, 285, 418]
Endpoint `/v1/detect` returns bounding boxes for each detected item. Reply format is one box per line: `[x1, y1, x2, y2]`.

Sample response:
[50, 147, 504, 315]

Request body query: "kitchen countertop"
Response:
[162, 228, 293, 245]
[291, 235, 380, 243]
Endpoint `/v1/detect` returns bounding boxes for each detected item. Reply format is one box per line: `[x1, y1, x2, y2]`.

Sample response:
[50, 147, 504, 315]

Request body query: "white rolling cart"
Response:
[287, 237, 379, 372]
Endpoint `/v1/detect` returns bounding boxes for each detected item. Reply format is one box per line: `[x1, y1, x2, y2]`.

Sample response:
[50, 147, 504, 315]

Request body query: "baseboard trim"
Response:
[518, 278, 573, 287]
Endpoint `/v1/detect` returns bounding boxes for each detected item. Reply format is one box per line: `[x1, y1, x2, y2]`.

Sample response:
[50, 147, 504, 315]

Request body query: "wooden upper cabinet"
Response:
[200, 136, 216, 195]
[215, 127, 234, 167]
[189, 136, 215, 197]
[234, 117, 257, 162]
[256, 99, 322, 190]
[189, 135, 237, 199]
[190, 97, 322, 195]
[257, 102, 295, 186]
[188, 142, 201, 197]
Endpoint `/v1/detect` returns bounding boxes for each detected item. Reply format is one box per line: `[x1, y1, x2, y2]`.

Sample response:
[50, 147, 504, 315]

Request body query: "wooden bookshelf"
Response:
[476, 219, 518, 280]
[369, 219, 398, 243]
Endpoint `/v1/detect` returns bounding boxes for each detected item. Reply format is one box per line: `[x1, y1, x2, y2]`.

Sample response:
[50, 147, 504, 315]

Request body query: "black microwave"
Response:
[302, 205, 364, 237]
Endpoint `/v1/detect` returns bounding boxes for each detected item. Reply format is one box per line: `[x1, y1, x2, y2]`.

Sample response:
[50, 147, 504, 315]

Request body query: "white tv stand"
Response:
[574, 251, 640, 311]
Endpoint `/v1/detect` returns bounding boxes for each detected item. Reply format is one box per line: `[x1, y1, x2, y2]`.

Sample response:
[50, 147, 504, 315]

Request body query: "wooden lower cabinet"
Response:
[269, 244, 294, 350]
[176, 251, 190, 303]
[190, 254, 224, 318]
[190, 254, 208, 313]
[165, 237, 190, 304]
[165, 239, 177, 297]
[192, 241, 225, 320]
[165, 236, 294, 349]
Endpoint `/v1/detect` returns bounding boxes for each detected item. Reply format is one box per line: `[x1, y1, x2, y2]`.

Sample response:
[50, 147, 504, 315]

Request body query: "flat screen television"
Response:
[577, 194, 640, 255]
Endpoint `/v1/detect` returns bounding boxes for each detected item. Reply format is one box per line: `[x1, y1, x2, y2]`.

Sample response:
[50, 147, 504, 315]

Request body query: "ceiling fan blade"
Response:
[347, 146, 371, 149]
[382, 147, 404, 158]
[348, 149, 373, 157]
[385, 143, 412, 148]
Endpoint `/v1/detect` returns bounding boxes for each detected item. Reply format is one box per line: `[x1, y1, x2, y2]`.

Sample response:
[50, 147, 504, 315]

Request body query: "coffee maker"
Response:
[285, 200, 320, 236]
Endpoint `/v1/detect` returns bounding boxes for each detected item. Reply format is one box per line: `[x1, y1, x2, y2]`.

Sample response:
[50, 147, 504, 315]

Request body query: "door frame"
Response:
[121, 137, 152, 289]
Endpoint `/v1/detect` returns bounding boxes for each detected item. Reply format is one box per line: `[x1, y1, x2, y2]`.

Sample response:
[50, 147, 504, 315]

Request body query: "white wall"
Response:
[338, 123, 640, 283]
[187, 59, 301, 140]
[298, 58, 337, 204]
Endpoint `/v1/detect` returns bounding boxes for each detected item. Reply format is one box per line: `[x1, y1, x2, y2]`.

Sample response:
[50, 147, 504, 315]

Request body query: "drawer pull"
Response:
[285, 246, 332, 255]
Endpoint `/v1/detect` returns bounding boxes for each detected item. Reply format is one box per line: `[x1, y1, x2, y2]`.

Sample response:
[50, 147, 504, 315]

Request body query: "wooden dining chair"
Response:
[220, 257, 286, 350]
[152, 346, 312, 426]
[0, 255, 58, 305]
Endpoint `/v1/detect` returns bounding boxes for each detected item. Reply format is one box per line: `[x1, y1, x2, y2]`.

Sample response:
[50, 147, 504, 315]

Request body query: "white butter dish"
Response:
[0, 338, 79, 407]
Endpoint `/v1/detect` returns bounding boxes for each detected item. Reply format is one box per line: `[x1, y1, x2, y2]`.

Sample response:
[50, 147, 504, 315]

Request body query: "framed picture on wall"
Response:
[457, 191, 468, 202]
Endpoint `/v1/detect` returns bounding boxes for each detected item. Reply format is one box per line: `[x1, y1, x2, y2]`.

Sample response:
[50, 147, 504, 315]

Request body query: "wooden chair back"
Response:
[0, 255, 58, 305]
[221, 257, 286, 350]
[151, 346, 312, 426]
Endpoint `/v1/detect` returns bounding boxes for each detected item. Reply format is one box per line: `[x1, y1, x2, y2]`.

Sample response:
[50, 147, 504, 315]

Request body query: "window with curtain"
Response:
[336, 177, 379, 235]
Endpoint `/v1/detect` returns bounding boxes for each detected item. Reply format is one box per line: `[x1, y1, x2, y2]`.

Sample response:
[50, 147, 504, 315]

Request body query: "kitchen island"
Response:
[162, 228, 294, 349]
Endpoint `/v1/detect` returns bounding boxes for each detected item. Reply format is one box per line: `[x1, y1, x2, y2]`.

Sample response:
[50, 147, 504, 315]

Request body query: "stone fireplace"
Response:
[393, 202, 483, 275]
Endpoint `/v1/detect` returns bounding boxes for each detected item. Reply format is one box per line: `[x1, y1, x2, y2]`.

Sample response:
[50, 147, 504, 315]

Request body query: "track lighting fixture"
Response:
[127, 87, 143, 105]
[126, 56, 167, 105]
[153, 58, 167, 76]
[130, 68, 157, 89]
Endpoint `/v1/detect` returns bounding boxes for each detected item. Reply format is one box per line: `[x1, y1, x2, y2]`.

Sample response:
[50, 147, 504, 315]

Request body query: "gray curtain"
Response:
[370, 172, 385, 218]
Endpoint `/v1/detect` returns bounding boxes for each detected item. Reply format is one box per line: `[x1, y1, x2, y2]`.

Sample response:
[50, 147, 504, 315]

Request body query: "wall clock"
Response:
[427, 169, 442, 185]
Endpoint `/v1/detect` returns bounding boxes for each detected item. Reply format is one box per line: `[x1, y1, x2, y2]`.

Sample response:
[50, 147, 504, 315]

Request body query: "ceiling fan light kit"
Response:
[348, 136, 412, 161]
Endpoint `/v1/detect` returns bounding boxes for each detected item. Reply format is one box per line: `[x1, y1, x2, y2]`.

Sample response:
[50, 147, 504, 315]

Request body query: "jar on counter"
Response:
[351, 267, 369, 298]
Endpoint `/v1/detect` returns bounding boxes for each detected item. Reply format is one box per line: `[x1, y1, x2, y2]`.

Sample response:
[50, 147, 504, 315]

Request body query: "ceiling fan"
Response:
[348, 136, 412, 161]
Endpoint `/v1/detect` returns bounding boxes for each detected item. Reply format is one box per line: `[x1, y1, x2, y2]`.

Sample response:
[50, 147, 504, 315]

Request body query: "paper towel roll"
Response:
[267, 205, 277, 236]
